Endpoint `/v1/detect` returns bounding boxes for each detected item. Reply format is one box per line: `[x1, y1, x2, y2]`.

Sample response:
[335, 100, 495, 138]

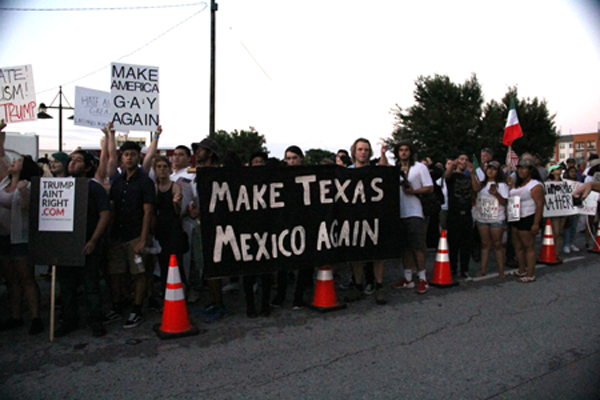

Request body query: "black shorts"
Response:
[510, 214, 535, 231]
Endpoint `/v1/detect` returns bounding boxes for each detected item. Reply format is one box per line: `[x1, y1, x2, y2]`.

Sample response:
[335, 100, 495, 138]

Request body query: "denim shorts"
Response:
[475, 220, 506, 229]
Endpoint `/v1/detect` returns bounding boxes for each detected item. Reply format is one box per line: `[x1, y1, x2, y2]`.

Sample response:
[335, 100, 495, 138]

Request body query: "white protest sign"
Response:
[39, 178, 76, 232]
[507, 196, 520, 222]
[579, 187, 598, 217]
[110, 62, 159, 131]
[476, 197, 499, 222]
[74, 86, 111, 129]
[0, 65, 36, 123]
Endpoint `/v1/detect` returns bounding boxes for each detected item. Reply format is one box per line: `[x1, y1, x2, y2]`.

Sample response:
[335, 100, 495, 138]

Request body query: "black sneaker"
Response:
[103, 310, 122, 324]
[123, 312, 144, 329]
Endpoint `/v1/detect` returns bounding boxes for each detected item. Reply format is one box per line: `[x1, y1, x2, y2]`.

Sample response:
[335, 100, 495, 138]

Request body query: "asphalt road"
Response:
[1, 241, 600, 399]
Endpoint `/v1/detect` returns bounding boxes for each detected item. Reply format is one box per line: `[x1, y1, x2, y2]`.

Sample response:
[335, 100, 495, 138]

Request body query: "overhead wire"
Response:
[35, 3, 208, 94]
[0, 3, 205, 12]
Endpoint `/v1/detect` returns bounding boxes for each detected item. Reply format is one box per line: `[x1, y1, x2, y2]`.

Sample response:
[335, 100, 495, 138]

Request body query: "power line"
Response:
[36, 4, 208, 95]
[0, 3, 206, 12]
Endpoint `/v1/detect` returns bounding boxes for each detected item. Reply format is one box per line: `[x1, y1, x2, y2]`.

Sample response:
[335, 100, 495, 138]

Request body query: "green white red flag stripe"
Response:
[503, 99, 523, 146]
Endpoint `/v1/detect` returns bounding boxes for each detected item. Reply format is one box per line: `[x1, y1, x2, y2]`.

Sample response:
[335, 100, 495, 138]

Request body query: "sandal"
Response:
[517, 276, 536, 283]
[508, 270, 526, 277]
[476, 271, 487, 277]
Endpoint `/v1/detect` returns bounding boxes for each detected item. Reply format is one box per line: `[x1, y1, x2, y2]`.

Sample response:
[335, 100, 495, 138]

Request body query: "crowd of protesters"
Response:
[0, 118, 596, 338]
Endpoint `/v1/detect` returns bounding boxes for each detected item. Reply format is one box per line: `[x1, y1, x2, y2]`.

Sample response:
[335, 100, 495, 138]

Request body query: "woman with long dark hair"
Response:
[0, 155, 43, 334]
[473, 161, 509, 277]
[508, 158, 544, 282]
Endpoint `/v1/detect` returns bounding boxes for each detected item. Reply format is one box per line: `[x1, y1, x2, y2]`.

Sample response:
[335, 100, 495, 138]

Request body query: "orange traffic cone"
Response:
[310, 265, 347, 312]
[153, 255, 203, 339]
[538, 219, 562, 265]
[588, 225, 600, 253]
[430, 230, 459, 288]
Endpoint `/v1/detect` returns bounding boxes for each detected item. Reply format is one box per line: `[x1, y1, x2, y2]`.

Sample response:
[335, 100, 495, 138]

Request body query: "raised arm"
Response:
[142, 125, 162, 173]
[95, 124, 111, 182]
[0, 120, 8, 181]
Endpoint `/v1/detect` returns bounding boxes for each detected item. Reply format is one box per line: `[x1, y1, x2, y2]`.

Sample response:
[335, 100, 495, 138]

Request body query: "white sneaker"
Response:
[222, 282, 240, 293]
[563, 246, 571, 254]
[570, 244, 580, 252]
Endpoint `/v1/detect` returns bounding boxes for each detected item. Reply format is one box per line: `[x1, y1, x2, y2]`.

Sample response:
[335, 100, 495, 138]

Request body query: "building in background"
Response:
[555, 132, 600, 163]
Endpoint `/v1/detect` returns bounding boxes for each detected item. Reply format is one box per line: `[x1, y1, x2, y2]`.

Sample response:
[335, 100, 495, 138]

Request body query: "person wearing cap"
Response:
[473, 161, 509, 278]
[106, 141, 156, 329]
[183, 138, 228, 322]
[444, 152, 477, 279]
[546, 163, 568, 260]
[54, 151, 110, 338]
[507, 157, 544, 282]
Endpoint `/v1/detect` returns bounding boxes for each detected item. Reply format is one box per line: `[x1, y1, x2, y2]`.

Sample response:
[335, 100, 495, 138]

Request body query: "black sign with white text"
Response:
[197, 165, 402, 278]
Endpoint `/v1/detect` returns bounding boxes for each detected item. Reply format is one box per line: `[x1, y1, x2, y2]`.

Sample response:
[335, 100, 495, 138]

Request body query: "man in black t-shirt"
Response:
[445, 153, 478, 279]
[54, 151, 110, 338]
[107, 142, 156, 329]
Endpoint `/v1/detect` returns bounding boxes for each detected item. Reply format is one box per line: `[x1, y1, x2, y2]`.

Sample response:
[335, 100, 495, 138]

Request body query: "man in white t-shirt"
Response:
[389, 142, 434, 294]
[170, 145, 195, 187]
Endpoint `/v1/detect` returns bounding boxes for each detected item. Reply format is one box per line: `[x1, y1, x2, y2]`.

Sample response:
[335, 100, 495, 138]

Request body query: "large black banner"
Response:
[197, 164, 401, 278]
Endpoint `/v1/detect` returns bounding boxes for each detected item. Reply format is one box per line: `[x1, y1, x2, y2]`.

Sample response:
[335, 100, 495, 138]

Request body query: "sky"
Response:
[1, 0, 599, 159]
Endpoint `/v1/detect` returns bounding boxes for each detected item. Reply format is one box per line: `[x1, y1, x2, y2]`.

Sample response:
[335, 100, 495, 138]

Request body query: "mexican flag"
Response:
[503, 98, 523, 146]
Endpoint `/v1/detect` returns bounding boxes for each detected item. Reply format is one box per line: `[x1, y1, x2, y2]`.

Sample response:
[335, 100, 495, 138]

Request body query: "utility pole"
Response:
[209, 0, 218, 139]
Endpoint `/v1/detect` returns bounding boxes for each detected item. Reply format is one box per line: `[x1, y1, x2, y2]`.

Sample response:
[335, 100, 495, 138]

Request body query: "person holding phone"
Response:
[472, 161, 509, 278]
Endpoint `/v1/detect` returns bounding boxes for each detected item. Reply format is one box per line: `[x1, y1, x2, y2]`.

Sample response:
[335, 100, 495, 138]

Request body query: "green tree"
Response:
[386, 74, 484, 164]
[479, 87, 559, 164]
[304, 148, 335, 165]
[213, 127, 268, 164]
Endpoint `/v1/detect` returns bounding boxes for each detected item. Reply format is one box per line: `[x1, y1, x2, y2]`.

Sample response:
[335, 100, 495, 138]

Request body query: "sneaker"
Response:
[415, 279, 429, 294]
[187, 289, 201, 304]
[570, 244, 580, 252]
[344, 287, 365, 302]
[563, 246, 571, 254]
[29, 318, 44, 335]
[292, 301, 304, 311]
[222, 282, 240, 293]
[204, 306, 226, 323]
[246, 307, 258, 319]
[375, 288, 388, 305]
[391, 277, 415, 289]
[103, 310, 122, 325]
[585, 242, 592, 250]
[196, 303, 218, 316]
[338, 278, 354, 290]
[259, 307, 271, 317]
[363, 283, 375, 295]
[460, 272, 472, 280]
[123, 312, 144, 329]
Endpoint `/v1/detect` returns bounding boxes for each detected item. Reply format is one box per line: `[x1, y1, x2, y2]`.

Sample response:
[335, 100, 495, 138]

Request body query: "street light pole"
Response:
[209, 0, 217, 139]
[37, 85, 74, 152]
